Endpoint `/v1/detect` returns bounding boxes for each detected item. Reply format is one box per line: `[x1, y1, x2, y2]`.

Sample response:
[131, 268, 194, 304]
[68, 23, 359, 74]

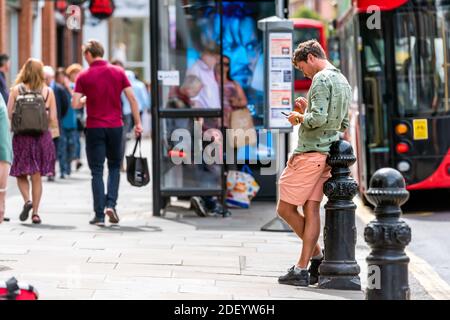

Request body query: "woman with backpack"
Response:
[0, 95, 12, 223]
[6, 59, 57, 224]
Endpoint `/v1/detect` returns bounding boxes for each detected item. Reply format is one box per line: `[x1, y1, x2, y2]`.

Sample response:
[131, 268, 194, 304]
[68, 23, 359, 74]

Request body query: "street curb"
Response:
[354, 196, 450, 300]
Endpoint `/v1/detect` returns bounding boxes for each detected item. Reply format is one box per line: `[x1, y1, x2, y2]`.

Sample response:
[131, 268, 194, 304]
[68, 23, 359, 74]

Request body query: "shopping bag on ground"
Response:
[226, 165, 260, 209]
[126, 136, 150, 187]
[241, 165, 260, 200]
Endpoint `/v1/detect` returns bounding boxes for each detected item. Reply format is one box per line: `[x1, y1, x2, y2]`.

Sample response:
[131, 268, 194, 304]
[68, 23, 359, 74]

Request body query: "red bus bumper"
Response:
[407, 149, 450, 190]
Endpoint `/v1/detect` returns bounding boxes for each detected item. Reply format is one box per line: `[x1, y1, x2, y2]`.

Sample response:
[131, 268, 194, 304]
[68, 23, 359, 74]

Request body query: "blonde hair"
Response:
[66, 63, 83, 76]
[15, 58, 45, 91]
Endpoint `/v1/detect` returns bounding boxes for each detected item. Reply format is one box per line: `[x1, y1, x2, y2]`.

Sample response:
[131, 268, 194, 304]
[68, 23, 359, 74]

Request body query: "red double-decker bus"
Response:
[291, 18, 327, 96]
[337, 0, 450, 199]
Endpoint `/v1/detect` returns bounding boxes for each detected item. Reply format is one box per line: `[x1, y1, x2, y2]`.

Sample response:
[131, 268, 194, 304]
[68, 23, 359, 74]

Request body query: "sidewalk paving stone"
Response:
[0, 138, 431, 300]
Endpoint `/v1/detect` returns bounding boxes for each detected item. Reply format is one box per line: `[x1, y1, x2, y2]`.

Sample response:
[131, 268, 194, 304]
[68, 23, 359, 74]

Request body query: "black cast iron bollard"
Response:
[364, 168, 411, 300]
[318, 140, 361, 290]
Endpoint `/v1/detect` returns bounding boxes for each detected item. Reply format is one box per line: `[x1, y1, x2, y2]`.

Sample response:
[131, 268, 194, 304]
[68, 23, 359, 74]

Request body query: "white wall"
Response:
[82, 11, 110, 68]
[32, 0, 45, 61]
[81, 0, 150, 72]
[113, 0, 149, 18]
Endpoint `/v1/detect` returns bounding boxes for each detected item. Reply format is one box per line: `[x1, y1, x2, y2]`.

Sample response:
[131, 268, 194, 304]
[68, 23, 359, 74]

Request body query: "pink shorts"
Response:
[279, 152, 331, 206]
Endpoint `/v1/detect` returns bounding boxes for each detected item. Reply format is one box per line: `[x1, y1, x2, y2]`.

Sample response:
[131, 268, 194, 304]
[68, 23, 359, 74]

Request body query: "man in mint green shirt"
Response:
[278, 40, 351, 287]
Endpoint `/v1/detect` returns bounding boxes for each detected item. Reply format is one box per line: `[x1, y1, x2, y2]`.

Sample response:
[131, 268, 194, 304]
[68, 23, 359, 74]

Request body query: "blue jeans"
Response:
[58, 128, 77, 176]
[86, 127, 123, 219]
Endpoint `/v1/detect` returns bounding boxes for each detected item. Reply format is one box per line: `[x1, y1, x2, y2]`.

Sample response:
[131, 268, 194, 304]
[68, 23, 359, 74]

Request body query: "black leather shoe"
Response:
[89, 217, 105, 226]
[278, 266, 309, 287]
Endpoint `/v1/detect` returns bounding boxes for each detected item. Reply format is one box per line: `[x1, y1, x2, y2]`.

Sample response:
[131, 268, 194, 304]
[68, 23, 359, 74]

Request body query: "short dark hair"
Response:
[292, 40, 327, 65]
[0, 54, 9, 67]
[55, 67, 66, 78]
[82, 40, 105, 58]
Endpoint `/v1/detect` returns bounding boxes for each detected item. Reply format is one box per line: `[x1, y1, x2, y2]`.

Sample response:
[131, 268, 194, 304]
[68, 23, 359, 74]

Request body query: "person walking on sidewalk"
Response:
[277, 40, 351, 287]
[7, 59, 58, 225]
[0, 54, 10, 104]
[72, 40, 143, 226]
[0, 95, 12, 223]
[56, 68, 77, 179]
[66, 64, 84, 172]
[43, 66, 69, 181]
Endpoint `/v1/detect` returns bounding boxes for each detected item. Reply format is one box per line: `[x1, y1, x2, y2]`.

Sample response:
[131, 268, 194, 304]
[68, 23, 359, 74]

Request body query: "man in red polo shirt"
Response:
[72, 40, 143, 226]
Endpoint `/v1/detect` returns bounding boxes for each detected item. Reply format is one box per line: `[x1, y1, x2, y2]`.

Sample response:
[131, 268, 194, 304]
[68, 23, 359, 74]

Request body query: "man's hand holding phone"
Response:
[282, 111, 304, 126]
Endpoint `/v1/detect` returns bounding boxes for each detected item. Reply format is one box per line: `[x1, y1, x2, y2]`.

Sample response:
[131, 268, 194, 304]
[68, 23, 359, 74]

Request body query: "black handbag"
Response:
[126, 137, 150, 187]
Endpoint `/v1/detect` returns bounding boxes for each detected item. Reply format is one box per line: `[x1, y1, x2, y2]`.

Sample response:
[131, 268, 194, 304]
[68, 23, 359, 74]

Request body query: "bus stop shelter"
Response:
[150, 0, 290, 216]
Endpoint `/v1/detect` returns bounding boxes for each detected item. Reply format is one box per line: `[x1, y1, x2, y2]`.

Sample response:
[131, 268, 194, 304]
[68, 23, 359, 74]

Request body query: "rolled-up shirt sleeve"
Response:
[303, 77, 331, 129]
[340, 111, 350, 132]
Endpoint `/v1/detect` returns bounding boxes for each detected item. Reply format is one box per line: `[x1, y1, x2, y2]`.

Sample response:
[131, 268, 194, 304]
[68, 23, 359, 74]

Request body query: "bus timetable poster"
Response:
[268, 32, 293, 129]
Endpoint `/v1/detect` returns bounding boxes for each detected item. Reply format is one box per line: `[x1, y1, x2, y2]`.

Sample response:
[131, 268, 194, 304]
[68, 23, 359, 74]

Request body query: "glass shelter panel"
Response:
[159, 118, 223, 190]
[156, 0, 276, 192]
[158, 0, 275, 119]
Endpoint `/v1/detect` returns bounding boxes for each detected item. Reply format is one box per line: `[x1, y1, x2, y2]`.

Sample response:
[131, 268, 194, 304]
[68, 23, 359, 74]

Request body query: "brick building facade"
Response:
[0, 0, 82, 85]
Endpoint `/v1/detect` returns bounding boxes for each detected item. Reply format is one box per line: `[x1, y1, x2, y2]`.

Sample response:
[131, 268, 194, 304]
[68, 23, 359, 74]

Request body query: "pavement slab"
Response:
[0, 138, 436, 300]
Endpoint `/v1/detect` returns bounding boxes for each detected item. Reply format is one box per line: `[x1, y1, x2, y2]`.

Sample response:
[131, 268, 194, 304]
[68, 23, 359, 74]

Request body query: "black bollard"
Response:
[364, 168, 411, 300]
[318, 140, 361, 291]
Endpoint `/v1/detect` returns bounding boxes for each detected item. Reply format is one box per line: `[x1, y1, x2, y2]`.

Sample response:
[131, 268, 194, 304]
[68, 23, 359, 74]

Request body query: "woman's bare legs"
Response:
[0, 161, 10, 223]
[30, 173, 42, 216]
[17, 175, 31, 204]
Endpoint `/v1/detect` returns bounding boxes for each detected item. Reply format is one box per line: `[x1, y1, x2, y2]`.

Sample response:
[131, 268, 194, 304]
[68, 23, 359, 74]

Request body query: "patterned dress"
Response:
[0, 97, 13, 164]
[9, 86, 56, 177]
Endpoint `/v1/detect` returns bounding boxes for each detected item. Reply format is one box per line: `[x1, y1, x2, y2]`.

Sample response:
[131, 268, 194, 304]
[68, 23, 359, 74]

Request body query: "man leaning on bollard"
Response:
[277, 40, 352, 287]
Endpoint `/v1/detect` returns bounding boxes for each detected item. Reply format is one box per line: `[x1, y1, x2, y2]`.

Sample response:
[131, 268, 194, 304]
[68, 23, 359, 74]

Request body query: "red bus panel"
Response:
[407, 150, 450, 190]
[355, 0, 408, 12]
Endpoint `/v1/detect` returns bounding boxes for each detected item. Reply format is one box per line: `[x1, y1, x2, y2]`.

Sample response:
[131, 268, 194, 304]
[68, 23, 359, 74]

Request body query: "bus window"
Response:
[394, 11, 446, 117]
[364, 39, 384, 73]
[360, 26, 388, 150]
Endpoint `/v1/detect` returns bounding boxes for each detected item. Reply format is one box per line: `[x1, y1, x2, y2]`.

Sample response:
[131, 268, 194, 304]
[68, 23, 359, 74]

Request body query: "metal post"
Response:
[261, 132, 293, 232]
[364, 168, 411, 300]
[319, 140, 361, 290]
[150, 0, 161, 217]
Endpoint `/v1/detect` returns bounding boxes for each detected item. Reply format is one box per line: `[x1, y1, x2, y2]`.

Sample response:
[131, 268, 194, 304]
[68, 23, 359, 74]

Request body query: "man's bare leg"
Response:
[277, 200, 321, 261]
[297, 200, 321, 268]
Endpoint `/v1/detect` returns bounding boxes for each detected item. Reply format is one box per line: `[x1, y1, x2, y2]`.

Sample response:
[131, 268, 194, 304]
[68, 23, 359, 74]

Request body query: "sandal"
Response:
[31, 214, 41, 225]
[19, 201, 33, 222]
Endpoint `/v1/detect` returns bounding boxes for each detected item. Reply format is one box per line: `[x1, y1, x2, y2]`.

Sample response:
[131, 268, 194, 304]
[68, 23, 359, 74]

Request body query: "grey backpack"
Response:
[11, 84, 49, 136]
